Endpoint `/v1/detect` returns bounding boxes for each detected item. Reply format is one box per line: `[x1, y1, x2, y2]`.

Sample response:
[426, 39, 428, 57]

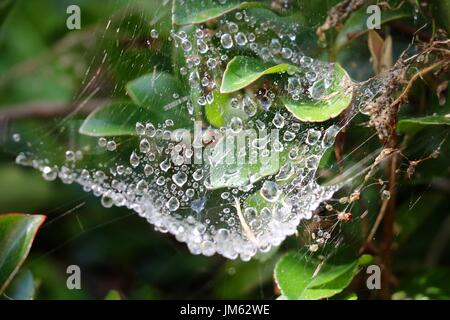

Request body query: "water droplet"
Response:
[207, 58, 217, 69]
[181, 39, 192, 52]
[270, 38, 281, 55]
[217, 228, 230, 241]
[260, 181, 280, 202]
[306, 71, 317, 82]
[172, 171, 187, 187]
[140, 138, 151, 153]
[144, 164, 154, 176]
[106, 140, 117, 151]
[276, 163, 293, 181]
[150, 29, 159, 39]
[193, 169, 203, 181]
[322, 125, 339, 148]
[306, 129, 321, 145]
[12, 133, 21, 142]
[283, 131, 296, 142]
[234, 32, 248, 46]
[281, 47, 293, 59]
[137, 179, 148, 192]
[130, 151, 140, 167]
[228, 22, 239, 33]
[220, 33, 234, 49]
[306, 155, 319, 169]
[197, 39, 209, 53]
[65, 150, 75, 161]
[101, 193, 114, 208]
[160, 158, 171, 172]
[166, 196, 180, 212]
[310, 79, 326, 99]
[136, 122, 145, 135]
[191, 196, 206, 214]
[98, 137, 107, 148]
[230, 117, 243, 133]
[42, 166, 58, 181]
[272, 112, 285, 128]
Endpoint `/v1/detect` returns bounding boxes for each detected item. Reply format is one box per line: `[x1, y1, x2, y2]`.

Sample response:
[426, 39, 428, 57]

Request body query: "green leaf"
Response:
[79, 102, 143, 136]
[172, 0, 265, 26]
[335, 5, 411, 52]
[105, 289, 122, 300]
[274, 248, 360, 300]
[207, 136, 290, 190]
[428, 0, 450, 33]
[126, 73, 184, 109]
[80, 74, 192, 136]
[0, 213, 46, 294]
[398, 115, 450, 135]
[126, 72, 191, 126]
[214, 255, 278, 299]
[220, 56, 298, 94]
[331, 291, 358, 300]
[205, 91, 250, 127]
[358, 254, 374, 266]
[283, 63, 353, 122]
[3, 269, 35, 300]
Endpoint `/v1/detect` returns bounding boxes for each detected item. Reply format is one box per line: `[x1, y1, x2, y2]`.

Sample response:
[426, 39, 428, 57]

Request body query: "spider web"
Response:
[1, 0, 420, 261]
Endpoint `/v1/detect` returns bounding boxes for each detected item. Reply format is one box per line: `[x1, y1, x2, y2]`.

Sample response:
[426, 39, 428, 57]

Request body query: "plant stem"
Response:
[380, 107, 399, 300]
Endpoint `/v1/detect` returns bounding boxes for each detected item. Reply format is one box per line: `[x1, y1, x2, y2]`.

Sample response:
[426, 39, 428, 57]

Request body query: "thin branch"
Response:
[0, 100, 108, 121]
[391, 59, 450, 107]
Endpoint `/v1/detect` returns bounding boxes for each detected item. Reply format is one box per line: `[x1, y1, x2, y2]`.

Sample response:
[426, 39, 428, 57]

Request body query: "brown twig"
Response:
[316, 0, 369, 41]
[391, 59, 450, 107]
[380, 123, 399, 300]
[0, 100, 107, 121]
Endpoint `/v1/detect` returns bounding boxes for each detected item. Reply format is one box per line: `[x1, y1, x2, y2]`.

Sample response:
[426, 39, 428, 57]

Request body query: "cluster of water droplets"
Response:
[11, 5, 350, 260]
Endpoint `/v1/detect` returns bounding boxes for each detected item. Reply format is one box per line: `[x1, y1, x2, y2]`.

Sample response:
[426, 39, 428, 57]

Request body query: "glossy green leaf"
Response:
[335, 5, 411, 51]
[0, 213, 46, 294]
[221, 56, 298, 94]
[105, 289, 122, 300]
[3, 269, 35, 300]
[172, 0, 265, 26]
[283, 63, 353, 122]
[126, 73, 184, 109]
[205, 91, 250, 128]
[398, 115, 450, 135]
[80, 73, 192, 136]
[207, 137, 290, 190]
[79, 102, 143, 136]
[274, 248, 360, 300]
